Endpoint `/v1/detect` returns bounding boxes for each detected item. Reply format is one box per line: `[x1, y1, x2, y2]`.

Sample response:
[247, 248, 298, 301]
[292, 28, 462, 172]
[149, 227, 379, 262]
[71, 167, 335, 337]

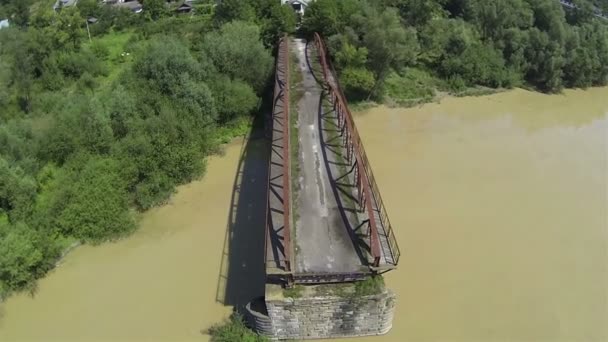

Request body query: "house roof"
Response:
[53, 0, 78, 10]
[115, 0, 143, 13]
[283, 0, 310, 6]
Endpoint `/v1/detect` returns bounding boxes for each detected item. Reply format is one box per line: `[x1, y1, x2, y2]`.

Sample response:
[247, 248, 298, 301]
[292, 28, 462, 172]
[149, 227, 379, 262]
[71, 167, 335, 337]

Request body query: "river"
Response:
[0, 88, 606, 341]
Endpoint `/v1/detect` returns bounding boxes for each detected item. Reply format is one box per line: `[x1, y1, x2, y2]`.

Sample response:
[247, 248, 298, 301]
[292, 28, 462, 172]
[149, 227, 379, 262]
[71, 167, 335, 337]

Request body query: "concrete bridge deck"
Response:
[265, 35, 400, 284]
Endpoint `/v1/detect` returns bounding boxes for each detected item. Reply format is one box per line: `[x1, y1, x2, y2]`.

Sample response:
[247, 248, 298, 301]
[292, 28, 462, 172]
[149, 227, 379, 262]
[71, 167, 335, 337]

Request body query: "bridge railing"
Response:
[313, 33, 401, 267]
[264, 36, 292, 273]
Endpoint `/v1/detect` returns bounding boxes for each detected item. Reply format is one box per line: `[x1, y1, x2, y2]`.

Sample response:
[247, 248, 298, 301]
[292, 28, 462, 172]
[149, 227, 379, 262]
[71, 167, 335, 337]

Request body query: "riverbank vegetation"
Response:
[208, 314, 269, 342]
[0, 0, 295, 297]
[302, 0, 608, 105]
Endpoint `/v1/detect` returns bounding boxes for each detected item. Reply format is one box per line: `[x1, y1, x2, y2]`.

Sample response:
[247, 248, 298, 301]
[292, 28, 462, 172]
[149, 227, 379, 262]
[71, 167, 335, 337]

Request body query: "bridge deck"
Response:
[291, 38, 367, 276]
[266, 36, 399, 284]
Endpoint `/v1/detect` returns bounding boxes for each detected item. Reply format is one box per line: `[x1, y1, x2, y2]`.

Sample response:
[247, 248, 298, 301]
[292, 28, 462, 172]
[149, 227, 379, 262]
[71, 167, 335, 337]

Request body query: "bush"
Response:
[52, 156, 135, 242]
[354, 275, 385, 297]
[340, 67, 375, 101]
[0, 220, 62, 295]
[0, 222, 43, 291]
[90, 41, 110, 60]
[208, 314, 268, 342]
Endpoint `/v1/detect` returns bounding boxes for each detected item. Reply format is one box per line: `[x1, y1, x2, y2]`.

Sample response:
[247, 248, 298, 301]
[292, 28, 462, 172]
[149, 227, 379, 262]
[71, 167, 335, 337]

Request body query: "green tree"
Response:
[143, 0, 166, 21]
[464, 0, 533, 41]
[209, 76, 258, 123]
[252, 0, 297, 48]
[340, 67, 376, 100]
[0, 157, 37, 222]
[0, 222, 43, 292]
[214, 0, 255, 25]
[52, 156, 134, 241]
[360, 7, 420, 95]
[525, 28, 565, 91]
[203, 21, 273, 93]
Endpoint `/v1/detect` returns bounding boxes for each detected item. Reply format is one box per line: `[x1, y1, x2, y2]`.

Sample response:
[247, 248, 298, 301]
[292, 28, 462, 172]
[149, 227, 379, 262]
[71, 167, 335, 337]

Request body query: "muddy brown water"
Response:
[0, 88, 606, 341]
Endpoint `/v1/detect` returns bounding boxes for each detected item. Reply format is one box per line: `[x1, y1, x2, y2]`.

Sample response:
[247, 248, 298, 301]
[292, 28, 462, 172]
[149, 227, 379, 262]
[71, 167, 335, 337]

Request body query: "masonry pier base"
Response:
[244, 283, 396, 340]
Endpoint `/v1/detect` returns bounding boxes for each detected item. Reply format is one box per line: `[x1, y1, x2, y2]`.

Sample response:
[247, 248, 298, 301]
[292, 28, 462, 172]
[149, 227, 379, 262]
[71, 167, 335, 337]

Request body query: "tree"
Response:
[525, 28, 565, 91]
[214, 0, 255, 25]
[133, 36, 213, 95]
[360, 7, 420, 95]
[38, 96, 113, 164]
[253, 0, 297, 48]
[57, 7, 86, 50]
[464, 0, 533, 41]
[0, 157, 37, 223]
[387, 0, 447, 27]
[340, 67, 376, 100]
[209, 76, 259, 123]
[302, 0, 340, 35]
[203, 21, 273, 93]
[0, 222, 43, 291]
[52, 156, 134, 241]
[143, 0, 166, 21]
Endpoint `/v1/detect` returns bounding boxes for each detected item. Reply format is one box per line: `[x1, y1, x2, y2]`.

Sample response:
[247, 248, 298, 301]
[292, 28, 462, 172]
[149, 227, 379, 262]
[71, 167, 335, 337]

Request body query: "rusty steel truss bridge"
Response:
[264, 34, 401, 285]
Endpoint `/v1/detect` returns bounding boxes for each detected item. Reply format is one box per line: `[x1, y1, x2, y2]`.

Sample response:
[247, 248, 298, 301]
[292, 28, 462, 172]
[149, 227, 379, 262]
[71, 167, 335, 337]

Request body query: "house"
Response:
[53, 0, 79, 11]
[108, 0, 144, 14]
[282, 0, 310, 15]
[176, 2, 194, 14]
[0, 19, 9, 30]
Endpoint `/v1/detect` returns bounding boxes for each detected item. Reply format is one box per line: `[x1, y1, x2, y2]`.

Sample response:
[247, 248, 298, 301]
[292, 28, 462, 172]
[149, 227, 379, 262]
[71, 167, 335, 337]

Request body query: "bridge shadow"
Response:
[317, 91, 372, 263]
[215, 114, 268, 310]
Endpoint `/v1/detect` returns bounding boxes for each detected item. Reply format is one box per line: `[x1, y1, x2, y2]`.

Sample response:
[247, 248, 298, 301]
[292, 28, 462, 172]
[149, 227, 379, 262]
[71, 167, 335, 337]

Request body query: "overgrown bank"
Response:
[301, 0, 608, 106]
[0, 0, 296, 298]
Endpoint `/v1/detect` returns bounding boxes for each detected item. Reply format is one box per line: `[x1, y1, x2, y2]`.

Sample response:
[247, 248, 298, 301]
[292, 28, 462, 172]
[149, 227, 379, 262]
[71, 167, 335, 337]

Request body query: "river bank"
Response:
[1, 87, 606, 341]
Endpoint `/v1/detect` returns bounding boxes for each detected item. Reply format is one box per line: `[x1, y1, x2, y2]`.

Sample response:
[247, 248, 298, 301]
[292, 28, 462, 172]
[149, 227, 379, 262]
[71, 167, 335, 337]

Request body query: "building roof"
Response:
[176, 3, 193, 11]
[0, 19, 9, 29]
[115, 0, 143, 13]
[282, 0, 311, 6]
[53, 0, 79, 10]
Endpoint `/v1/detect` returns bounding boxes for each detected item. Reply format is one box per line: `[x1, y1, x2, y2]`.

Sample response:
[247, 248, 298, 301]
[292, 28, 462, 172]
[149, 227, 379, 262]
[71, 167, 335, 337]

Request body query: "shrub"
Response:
[354, 275, 385, 297]
[208, 314, 268, 342]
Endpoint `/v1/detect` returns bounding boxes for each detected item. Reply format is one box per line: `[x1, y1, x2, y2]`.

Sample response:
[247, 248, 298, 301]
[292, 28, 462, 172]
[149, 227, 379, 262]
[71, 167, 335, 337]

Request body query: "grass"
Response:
[313, 282, 352, 298]
[383, 68, 443, 107]
[85, 30, 136, 89]
[211, 116, 253, 146]
[378, 68, 506, 108]
[289, 50, 303, 243]
[284, 285, 304, 298]
[354, 275, 385, 297]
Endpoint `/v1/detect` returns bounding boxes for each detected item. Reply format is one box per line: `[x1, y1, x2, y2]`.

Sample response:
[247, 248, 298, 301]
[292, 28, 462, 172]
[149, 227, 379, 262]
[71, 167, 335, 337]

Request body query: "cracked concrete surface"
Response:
[291, 38, 363, 274]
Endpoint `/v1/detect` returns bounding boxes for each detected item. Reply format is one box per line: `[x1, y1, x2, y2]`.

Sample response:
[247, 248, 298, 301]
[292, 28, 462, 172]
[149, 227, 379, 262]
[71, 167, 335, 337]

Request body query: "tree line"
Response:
[0, 0, 295, 296]
[301, 0, 608, 101]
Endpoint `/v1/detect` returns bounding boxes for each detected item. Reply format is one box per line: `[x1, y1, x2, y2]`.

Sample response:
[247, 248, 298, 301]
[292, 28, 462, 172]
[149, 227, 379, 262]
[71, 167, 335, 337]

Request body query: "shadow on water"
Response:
[215, 113, 269, 310]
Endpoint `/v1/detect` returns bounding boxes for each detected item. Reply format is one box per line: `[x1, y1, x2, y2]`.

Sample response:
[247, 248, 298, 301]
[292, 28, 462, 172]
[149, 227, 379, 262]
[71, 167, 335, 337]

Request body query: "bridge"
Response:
[264, 34, 400, 286]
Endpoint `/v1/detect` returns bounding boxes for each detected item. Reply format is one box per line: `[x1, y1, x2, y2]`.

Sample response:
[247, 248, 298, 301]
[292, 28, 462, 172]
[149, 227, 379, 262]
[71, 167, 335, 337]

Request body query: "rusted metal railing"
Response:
[313, 33, 382, 267]
[313, 33, 401, 267]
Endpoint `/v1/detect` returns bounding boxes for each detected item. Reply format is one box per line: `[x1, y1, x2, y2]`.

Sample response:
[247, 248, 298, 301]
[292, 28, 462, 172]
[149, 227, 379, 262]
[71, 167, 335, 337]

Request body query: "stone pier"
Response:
[245, 284, 396, 340]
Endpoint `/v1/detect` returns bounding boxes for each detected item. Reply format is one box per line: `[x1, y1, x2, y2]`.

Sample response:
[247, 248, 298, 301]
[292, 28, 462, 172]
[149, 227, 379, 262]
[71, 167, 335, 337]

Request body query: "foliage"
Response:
[304, 0, 608, 100]
[283, 285, 304, 298]
[0, 1, 275, 297]
[203, 21, 273, 93]
[51, 156, 135, 241]
[354, 276, 385, 297]
[340, 67, 376, 100]
[208, 314, 269, 342]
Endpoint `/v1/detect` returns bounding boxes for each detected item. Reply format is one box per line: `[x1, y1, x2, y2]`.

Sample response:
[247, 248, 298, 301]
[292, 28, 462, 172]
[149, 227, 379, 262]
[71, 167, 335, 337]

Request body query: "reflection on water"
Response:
[0, 88, 606, 341]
